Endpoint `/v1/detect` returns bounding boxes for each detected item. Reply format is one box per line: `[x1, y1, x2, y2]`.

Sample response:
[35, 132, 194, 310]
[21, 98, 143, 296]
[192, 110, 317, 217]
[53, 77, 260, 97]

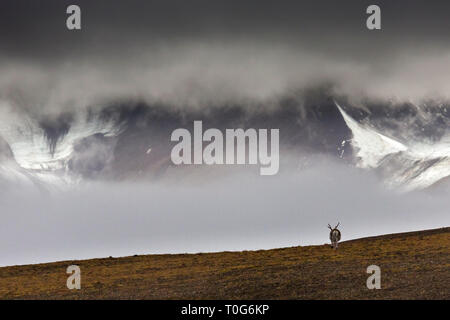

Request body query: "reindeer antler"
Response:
[335, 222, 340, 229]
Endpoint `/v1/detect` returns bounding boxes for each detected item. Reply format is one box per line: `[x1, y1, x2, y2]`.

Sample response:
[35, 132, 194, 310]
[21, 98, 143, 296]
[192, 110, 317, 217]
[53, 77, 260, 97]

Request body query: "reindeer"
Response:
[328, 223, 341, 249]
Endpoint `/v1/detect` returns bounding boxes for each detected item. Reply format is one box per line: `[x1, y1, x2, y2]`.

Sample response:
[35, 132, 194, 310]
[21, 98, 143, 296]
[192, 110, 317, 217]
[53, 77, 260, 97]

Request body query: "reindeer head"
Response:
[328, 222, 340, 230]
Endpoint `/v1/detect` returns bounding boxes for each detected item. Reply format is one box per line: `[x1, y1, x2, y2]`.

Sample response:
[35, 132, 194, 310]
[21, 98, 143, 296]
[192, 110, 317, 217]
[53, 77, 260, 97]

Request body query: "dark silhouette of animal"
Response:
[328, 223, 341, 249]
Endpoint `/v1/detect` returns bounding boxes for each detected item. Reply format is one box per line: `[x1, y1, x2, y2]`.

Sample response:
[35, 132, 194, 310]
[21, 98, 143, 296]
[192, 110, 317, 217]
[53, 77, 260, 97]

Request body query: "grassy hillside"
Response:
[0, 227, 448, 299]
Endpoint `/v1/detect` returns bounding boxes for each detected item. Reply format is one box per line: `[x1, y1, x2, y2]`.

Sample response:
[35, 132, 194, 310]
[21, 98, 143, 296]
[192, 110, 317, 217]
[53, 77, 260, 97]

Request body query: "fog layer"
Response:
[1, 159, 448, 267]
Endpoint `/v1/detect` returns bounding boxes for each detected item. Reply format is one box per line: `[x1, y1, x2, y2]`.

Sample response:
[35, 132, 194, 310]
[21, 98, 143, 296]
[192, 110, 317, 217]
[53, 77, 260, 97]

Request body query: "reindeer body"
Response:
[328, 223, 341, 249]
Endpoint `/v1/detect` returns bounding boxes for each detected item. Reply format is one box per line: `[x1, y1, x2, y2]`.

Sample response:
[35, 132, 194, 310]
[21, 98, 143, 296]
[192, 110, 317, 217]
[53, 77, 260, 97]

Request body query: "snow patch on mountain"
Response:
[336, 101, 450, 191]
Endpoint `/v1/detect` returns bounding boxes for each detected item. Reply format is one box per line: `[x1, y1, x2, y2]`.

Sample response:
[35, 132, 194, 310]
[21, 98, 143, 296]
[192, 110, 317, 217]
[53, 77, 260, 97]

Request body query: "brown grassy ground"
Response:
[0, 227, 448, 299]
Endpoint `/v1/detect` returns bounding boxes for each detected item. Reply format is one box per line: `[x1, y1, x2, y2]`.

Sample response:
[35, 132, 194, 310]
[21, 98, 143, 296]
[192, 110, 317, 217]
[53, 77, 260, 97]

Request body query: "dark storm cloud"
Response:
[2, 0, 450, 113]
[2, 0, 450, 61]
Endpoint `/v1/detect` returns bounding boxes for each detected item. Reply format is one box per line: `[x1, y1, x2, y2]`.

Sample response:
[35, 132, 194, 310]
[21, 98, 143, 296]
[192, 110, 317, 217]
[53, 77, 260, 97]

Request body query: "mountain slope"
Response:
[0, 227, 448, 299]
[336, 102, 450, 191]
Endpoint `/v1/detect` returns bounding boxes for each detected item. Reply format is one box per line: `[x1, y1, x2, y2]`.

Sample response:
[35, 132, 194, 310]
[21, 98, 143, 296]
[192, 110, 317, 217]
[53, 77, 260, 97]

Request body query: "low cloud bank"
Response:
[1, 158, 448, 267]
[3, 43, 450, 119]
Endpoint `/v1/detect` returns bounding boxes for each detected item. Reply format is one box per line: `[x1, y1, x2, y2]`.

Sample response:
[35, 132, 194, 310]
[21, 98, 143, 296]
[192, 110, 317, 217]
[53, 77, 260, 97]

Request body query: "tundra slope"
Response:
[0, 227, 448, 299]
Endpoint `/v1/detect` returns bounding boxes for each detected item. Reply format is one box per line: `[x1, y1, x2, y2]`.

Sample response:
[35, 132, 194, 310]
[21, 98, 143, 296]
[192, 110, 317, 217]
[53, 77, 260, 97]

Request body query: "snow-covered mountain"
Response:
[0, 105, 121, 189]
[336, 102, 450, 191]
[1, 96, 449, 192]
